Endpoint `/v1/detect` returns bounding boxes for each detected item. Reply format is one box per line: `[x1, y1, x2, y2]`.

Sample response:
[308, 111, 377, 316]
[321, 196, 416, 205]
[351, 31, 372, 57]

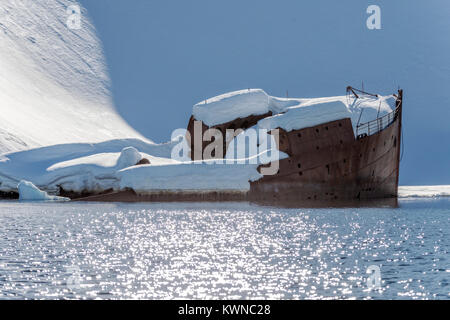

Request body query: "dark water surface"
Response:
[0, 199, 448, 299]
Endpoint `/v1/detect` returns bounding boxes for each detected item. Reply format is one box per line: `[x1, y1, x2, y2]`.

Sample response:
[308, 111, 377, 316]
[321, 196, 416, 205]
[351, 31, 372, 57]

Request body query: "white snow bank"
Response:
[398, 185, 450, 198]
[259, 94, 396, 134]
[119, 162, 261, 191]
[193, 89, 270, 126]
[0, 138, 180, 193]
[18, 180, 69, 201]
[116, 147, 143, 169]
[193, 88, 396, 134]
[258, 101, 350, 132]
[0, 0, 147, 154]
[118, 150, 284, 192]
[0, 133, 277, 194]
[41, 147, 144, 193]
[47, 148, 176, 172]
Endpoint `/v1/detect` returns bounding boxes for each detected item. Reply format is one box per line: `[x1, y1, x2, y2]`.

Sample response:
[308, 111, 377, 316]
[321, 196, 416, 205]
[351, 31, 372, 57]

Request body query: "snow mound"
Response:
[258, 101, 350, 132]
[0, 138, 179, 193]
[118, 147, 287, 192]
[0, 136, 280, 194]
[0, 0, 147, 154]
[116, 147, 143, 169]
[18, 180, 69, 201]
[120, 161, 251, 192]
[192, 88, 396, 134]
[119, 163, 260, 191]
[193, 89, 270, 126]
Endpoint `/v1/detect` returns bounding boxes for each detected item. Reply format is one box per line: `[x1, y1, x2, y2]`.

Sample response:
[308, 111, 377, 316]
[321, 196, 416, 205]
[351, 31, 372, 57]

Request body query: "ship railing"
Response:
[356, 106, 400, 139]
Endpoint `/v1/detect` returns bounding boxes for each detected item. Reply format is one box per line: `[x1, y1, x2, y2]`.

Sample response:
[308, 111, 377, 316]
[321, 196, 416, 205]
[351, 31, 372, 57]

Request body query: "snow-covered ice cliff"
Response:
[0, 0, 146, 154]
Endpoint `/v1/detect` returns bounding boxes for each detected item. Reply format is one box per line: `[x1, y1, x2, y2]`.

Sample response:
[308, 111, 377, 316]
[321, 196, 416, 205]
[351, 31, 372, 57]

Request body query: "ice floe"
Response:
[398, 186, 450, 198]
[18, 180, 69, 202]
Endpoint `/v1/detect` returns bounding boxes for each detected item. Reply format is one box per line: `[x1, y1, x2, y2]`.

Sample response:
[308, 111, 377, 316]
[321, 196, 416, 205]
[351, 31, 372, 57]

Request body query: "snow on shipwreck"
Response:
[1, 83, 402, 204]
[0, 1, 403, 203]
[186, 86, 403, 204]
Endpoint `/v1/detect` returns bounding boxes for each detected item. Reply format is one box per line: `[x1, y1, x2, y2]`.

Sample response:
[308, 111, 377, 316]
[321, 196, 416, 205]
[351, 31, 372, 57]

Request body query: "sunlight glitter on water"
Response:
[0, 200, 449, 299]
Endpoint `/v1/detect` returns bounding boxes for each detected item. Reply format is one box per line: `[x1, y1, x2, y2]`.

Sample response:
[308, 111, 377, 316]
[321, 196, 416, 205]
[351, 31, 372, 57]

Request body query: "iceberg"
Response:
[18, 180, 69, 202]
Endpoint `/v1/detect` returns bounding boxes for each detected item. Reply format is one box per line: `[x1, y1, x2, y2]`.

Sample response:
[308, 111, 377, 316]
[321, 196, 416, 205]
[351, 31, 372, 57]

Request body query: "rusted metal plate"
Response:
[186, 112, 272, 160]
[72, 189, 248, 202]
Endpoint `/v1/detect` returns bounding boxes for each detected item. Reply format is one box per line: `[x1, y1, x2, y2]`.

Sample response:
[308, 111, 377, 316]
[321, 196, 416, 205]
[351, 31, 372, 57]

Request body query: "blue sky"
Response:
[80, 0, 450, 185]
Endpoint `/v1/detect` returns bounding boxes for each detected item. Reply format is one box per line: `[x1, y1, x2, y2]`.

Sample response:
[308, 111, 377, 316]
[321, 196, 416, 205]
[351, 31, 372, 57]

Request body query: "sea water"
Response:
[0, 199, 448, 299]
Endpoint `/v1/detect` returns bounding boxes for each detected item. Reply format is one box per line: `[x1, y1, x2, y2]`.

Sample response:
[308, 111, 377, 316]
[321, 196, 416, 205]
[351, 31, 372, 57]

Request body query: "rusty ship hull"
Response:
[250, 116, 401, 203]
[186, 89, 403, 206]
[251, 90, 403, 204]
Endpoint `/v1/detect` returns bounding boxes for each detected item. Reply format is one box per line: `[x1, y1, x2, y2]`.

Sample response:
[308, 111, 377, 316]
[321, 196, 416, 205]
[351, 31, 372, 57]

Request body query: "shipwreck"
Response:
[185, 86, 403, 206]
[0, 86, 403, 207]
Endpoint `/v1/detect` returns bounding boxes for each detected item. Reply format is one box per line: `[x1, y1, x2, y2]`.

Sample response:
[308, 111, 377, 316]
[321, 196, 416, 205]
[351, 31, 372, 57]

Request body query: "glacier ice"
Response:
[18, 180, 69, 201]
